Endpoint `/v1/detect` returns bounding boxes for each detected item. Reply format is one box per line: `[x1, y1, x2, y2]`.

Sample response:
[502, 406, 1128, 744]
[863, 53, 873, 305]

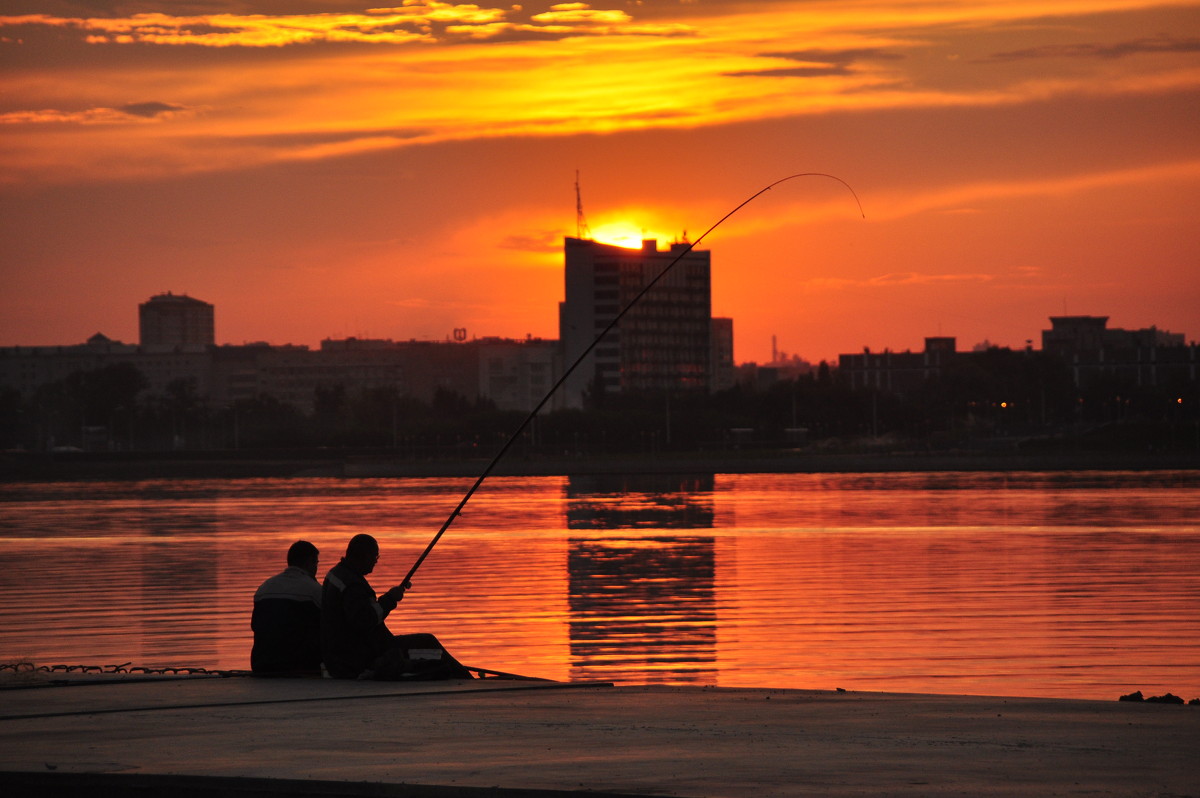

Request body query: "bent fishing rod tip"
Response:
[402, 169, 866, 583]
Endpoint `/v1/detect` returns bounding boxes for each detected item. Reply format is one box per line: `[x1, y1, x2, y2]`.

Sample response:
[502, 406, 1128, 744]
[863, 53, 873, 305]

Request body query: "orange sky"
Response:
[2, 0, 1198, 363]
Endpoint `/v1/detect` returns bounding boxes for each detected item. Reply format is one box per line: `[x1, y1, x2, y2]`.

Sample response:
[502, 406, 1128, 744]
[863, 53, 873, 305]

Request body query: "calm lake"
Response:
[1, 470, 1198, 700]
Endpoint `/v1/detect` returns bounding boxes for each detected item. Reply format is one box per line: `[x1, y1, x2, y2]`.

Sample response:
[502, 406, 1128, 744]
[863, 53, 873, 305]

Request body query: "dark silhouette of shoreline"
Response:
[3, 447, 1196, 482]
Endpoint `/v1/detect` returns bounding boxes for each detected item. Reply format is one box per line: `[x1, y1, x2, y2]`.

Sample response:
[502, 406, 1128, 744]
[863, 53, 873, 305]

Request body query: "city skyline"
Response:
[6, 287, 1194, 365]
[2, 1, 1198, 363]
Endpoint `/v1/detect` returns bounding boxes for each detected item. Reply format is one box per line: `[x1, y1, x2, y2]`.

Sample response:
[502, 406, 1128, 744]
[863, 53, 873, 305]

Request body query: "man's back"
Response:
[321, 559, 394, 679]
[251, 565, 322, 675]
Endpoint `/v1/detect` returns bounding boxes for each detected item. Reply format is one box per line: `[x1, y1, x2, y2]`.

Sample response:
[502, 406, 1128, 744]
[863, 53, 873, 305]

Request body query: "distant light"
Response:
[1000, 402, 1008, 408]
[1179, 397, 1184, 404]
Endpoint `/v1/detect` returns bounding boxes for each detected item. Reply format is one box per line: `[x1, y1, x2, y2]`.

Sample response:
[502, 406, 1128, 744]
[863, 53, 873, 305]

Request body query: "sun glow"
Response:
[588, 220, 678, 250]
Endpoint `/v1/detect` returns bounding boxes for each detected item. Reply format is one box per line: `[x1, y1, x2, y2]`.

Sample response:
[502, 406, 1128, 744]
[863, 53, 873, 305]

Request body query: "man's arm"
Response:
[378, 584, 406, 615]
[339, 579, 404, 630]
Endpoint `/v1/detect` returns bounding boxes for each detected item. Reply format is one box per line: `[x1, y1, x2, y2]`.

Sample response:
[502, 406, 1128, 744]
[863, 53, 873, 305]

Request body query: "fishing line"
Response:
[401, 172, 864, 587]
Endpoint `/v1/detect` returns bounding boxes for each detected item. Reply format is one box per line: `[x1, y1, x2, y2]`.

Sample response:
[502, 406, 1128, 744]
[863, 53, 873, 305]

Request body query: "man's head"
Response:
[344, 533, 380, 575]
[282, 537, 316, 576]
[287, 540, 320, 578]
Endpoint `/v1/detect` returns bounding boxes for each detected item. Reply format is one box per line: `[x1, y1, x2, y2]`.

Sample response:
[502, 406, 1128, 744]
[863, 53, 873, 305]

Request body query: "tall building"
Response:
[139, 292, 214, 351]
[558, 237, 714, 408]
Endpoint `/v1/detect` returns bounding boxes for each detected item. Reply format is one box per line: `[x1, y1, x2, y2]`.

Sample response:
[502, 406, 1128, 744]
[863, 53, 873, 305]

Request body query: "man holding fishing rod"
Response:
[320, 533, 472, 680]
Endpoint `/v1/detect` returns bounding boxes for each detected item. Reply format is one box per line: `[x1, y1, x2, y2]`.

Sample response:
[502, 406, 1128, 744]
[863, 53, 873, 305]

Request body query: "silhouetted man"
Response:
[321, 533, 471, 680]
[251, 540, 322, 675]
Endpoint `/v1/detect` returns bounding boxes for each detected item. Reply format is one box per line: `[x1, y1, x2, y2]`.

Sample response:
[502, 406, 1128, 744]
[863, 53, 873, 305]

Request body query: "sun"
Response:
[588, 220, 677, 250]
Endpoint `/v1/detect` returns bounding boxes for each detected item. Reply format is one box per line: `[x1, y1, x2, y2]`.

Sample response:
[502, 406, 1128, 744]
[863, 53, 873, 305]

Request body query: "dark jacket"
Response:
[251, 566, 322, 675]
[320, 559, 397, 679]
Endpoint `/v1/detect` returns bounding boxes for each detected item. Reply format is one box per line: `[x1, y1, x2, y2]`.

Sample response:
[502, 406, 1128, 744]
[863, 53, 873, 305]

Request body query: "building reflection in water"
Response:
[566, 474, 717, 683]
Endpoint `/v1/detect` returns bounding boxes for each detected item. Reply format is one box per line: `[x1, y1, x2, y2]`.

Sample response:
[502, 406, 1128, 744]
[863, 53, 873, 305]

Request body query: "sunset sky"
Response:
[2, 0, 1197, 364]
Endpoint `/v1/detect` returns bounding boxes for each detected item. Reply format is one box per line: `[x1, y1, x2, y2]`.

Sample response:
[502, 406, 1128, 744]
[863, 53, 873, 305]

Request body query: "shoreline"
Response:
[2, 679, 1197, 797]
[3, 448, 1198, 481]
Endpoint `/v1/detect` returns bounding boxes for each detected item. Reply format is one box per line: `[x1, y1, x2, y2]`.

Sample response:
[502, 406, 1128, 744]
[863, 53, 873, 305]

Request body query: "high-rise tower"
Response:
[139, 292, 214, 351]
[558, 237, 714, 408]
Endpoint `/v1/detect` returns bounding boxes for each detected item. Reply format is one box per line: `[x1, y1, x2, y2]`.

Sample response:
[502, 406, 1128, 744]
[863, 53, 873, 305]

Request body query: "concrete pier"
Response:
[1, 676, 1197, 796]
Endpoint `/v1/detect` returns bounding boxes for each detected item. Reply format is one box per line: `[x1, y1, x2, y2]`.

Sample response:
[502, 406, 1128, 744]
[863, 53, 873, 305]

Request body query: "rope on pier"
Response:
[0, 661, 246, 677]
[1, 661, 544, 680]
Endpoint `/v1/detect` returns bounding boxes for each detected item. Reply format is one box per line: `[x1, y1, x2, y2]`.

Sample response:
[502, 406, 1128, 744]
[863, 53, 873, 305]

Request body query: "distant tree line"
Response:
[1, 351, 1197, 456]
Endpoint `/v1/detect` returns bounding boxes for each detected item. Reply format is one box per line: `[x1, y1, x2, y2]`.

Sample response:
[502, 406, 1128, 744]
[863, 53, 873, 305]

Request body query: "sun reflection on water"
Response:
[1, 471, 1198, 699]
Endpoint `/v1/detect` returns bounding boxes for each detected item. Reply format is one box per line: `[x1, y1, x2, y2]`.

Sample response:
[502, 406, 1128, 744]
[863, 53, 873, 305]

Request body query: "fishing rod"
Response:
[401, 172, 865, 587]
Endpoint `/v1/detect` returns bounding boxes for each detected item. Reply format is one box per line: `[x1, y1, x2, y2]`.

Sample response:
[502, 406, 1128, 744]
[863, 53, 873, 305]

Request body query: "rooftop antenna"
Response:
[575, 170, 592, 240]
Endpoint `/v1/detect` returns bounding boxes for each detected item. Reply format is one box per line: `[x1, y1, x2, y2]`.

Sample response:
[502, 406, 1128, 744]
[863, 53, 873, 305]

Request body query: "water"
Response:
[1, 471, 1197, 700]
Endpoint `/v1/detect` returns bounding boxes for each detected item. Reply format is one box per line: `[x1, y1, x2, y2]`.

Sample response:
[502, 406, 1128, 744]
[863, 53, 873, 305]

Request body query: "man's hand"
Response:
[379, 583, 407, 613]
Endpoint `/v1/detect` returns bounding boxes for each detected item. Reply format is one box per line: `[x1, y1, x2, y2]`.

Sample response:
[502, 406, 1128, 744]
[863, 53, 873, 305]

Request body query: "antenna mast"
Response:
[575, 170, 592, 240]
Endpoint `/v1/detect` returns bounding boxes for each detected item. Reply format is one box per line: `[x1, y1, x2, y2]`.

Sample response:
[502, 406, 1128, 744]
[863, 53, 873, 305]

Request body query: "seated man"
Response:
[251, 540, 323, 675]
[321, 533, 471, 680]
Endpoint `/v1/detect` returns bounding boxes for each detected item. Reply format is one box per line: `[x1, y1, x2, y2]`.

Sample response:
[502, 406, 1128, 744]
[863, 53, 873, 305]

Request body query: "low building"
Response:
[1042, 316, 1195, 389]
[210, 337, 561, 414]
[479, 337, 561, 413]
[838, 337, 959, 395]
[837, 318, 1197, 399]
[2, 332, 564, 417]
[0, 333, 138, 399]
[709, 318, 736, 394]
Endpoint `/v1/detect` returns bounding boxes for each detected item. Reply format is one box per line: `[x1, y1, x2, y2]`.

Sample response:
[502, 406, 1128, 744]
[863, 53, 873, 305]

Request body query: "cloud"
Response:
[0, 2, 693, 47]
[725, 46, 905, 79]
[530, 4, 631, 26]
[5, 1, 1199, 185]
[117, 101, 187, 118]
[878, 158, 1200, 220]
[499, 231, 564, 253]
[725, 65, 853, 79]
[0, 6, 503, 47]
[870, 272, 995, 286]
[0, 102, 192, 125]
[765, 48, 904, 63]
[713, 158, 1200, 247]
[987, 34, 1200, 62]
[797, 272, 999, 291]
[220, 127, 430, 149]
